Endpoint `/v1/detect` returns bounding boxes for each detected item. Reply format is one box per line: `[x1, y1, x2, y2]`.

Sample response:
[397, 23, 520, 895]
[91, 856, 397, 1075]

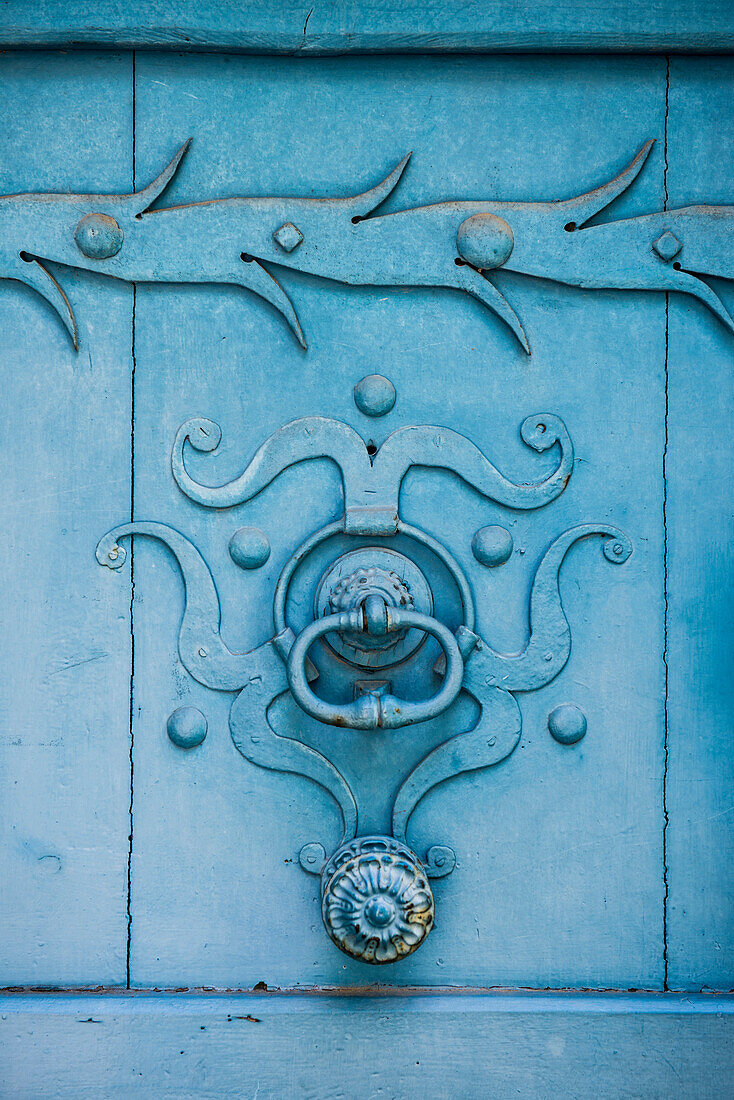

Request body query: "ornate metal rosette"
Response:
[314, 547, 433, 669]
[320, 836, 435, 963]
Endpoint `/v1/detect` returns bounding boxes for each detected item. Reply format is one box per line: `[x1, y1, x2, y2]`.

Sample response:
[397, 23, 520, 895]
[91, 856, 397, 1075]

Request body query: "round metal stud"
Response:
[167, 706, 208, 749]
[548, 703, 587, 745]
[74, 213, 124, 259]
[472, 525, 513, 567]
[354, 374, 396, 417]
[229, 527, 271, 570]
[456, 212, 514, 270]
[321, 836, 434, 963]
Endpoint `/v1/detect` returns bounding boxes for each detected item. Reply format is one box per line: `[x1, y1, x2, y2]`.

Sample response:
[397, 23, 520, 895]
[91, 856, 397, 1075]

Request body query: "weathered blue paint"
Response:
[166, 705, 208, 749]
[1, 0, 733, 54]
[472, 524, 514, 567]
[170, 412, 573, 532]
[286, 605, 468, 730]
[97, 403, 630, 957]
[548, 702, 588, 745]
[666, 57, 734, 992]
[353, 373, 396, 417]
[97, 52, 672, 991]
[0, 51, 133, 988]
[227, 525, 271, 569]
[1, 991, 733, 1099]
[321, 836, 435, 962]
[1, 30, 732, 1096]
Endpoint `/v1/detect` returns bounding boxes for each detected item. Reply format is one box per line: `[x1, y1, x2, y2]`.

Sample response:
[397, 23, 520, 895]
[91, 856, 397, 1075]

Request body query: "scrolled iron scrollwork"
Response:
[97, 405, 632, 963]
[171, 412, 574, 535]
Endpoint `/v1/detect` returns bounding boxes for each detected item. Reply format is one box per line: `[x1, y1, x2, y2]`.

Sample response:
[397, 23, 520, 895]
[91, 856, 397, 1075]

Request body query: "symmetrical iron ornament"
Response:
[4, 138, 733, 352]
[97, 406, 632, 963]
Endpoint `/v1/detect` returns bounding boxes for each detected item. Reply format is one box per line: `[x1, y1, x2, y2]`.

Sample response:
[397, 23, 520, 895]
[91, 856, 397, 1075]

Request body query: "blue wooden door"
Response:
[1, 6, 732, 1095]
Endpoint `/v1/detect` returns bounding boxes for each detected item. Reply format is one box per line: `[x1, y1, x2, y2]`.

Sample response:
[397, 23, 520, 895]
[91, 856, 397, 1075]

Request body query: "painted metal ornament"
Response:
[472, 525, 514, 567]
[354, 374, 397, 417]
[229, 526, 271, 569]
[314, 547, 432, 669]
[321, 837, 434, 963]
[548, 703, 588, 744]
[97, 401, 631, 962]
[167, 706, 208, 749]
[2, 138, 733, 352]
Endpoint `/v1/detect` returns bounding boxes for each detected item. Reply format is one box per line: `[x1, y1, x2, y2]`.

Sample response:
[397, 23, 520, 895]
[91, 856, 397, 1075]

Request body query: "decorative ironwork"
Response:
[170, 413, 574, 534]
[97, 407, 631, 962]
[4, 138, 733, 351]
[321, 837, 434, 964]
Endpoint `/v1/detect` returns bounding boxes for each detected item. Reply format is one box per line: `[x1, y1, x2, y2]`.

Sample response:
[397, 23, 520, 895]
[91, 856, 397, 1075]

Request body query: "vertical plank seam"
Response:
[662, 53, 671, 993]
[127, 49, 137, 991]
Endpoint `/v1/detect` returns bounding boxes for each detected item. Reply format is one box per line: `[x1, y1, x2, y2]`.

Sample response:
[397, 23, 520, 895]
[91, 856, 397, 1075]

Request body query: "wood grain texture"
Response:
[665, 57, 734, 991]
[1, 991, 732, 1098]
[128, 53, 666, 990]
[1, 0, 733, 54]
[0, 53, 134, 984]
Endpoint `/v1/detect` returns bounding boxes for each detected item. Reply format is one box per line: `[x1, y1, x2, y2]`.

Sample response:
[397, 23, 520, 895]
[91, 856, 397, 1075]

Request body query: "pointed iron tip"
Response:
[19, 255, 79, 351]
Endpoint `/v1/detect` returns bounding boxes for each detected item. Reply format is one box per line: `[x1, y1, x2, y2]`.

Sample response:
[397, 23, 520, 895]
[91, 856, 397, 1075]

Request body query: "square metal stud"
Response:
[652, 231, 682, 262]
[273, 222, 304, 252]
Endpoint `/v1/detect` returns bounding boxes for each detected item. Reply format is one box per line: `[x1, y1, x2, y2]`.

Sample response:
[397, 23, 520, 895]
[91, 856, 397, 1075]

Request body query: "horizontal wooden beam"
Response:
[2, 991, 732, 1096]
[2, 0, 733, 54]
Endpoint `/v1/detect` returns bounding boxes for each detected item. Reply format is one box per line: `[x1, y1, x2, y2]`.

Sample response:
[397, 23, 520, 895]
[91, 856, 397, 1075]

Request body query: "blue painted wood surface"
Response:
[127, 52, 667, 989]
[0, 52, 133, 985]
[1, 992, 732, 1098]
[666, 57, 734, 991]
[1, 0, 733, 54]
[0, 28, 732, 1098]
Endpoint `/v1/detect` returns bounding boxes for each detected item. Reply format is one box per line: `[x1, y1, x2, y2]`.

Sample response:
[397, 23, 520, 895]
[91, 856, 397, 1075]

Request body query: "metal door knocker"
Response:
[97, 396, 631, 963]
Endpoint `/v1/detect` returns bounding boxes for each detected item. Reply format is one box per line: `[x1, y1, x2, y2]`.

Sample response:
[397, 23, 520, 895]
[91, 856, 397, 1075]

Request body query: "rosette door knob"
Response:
[320, 837, 435, 963]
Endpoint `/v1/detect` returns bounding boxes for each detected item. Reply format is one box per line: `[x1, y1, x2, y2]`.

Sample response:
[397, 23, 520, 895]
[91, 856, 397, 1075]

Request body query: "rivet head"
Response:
[273, 222, 304, 252]
[354, 374, 396, 418]
[472, 525, 513, 567]
[652, 231, 682, 262]
[167, 706, 208, 749]
[299, 843, 326, 873]
[229, 527, 271, 569]
[548, 703, 587, 745]
[456, 213, 514, 270]
[74, 213, 124, 259]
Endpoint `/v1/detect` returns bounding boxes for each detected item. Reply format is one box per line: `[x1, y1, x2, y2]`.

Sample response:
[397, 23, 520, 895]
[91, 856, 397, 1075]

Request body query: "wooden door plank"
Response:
[1, 0, 733, 54]
[0, 52, 134, 984]
[1, 991, 732, 1098]
[129, 53, 666, 989]
[665, 57, 734, 991]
